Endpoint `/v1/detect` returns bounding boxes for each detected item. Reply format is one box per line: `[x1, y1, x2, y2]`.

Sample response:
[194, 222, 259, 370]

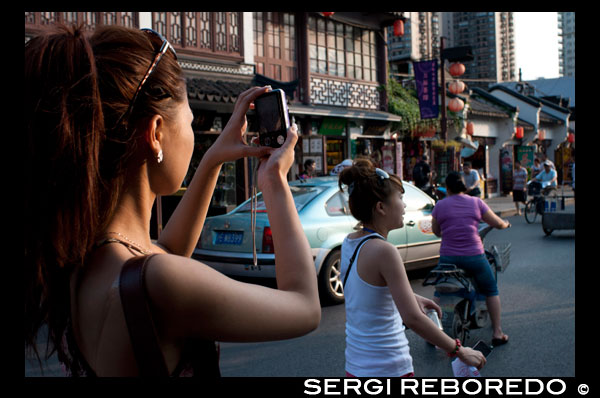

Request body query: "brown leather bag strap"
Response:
[119, 254, 170, 377]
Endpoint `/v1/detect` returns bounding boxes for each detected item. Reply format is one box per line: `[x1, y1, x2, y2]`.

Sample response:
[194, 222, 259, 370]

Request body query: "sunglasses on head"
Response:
[348, 168, 390, 195]
[115, 28, 178, 126]
[375, 168, 390, 180]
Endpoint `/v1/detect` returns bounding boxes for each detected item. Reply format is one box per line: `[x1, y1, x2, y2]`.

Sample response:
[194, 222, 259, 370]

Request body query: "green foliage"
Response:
[382, 74, 465, 138]
[384, 77, 422, 133]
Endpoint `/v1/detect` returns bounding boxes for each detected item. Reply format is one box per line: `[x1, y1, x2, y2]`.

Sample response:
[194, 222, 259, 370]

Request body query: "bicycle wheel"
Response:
[524, 199, 538, 223]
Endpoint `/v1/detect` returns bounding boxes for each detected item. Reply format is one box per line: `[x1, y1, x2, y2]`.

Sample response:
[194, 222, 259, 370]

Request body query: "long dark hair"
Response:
[445, 171, 467, 194]
[24, 23, 184, 372]
[338, 158, 404, 225]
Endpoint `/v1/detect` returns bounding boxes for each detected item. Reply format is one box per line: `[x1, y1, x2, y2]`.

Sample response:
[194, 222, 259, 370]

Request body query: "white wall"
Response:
[243, 12, 254, 66]
[488, 89, 541, 146]
[139, 12, 152, 29]
[470, 116, 515, 197]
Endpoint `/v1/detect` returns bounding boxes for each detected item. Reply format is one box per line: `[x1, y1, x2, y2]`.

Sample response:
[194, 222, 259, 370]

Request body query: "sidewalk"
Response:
[484, 185, 575, 218]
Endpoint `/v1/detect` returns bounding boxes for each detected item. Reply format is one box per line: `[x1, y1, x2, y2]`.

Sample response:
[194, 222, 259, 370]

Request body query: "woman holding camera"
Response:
[25, 24, 320, 377]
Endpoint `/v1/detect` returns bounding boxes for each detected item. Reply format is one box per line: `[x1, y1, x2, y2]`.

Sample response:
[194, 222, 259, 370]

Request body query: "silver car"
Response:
[193, 177, 441, 304]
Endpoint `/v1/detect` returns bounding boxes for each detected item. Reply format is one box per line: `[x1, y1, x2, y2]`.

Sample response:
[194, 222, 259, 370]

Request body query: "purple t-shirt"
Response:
[432, 194, 490, 256]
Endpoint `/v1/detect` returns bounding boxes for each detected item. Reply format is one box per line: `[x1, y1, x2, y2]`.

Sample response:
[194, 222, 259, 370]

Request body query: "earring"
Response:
[157, 149, 163, 164]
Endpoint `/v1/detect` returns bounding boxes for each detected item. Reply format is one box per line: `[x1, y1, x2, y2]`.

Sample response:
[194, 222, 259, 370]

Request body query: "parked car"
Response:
[193, 176, 441, 304]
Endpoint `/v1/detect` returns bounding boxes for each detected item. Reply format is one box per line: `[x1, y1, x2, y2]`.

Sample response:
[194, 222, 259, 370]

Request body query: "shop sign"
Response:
[318, 117, 347, 136]
[516, 146, 535, 169]
[413, 59, 439, 120]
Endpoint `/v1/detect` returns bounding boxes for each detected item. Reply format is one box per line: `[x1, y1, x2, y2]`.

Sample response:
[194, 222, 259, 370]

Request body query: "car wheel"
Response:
[318, 249, 345, 305]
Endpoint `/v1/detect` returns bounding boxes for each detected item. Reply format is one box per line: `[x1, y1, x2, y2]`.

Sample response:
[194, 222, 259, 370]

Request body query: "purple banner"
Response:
[413, 59, 439, 119]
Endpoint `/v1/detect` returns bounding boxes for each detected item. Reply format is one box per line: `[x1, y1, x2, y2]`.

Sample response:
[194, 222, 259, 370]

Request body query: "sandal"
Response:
[491, 334, 509, 347]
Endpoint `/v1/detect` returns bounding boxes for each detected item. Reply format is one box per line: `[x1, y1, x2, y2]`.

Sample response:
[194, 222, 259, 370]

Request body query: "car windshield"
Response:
[235, 185, 327, 213]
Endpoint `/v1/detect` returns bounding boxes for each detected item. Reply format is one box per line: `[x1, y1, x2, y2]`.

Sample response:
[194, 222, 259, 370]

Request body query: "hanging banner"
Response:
[413, 59, 439, 119]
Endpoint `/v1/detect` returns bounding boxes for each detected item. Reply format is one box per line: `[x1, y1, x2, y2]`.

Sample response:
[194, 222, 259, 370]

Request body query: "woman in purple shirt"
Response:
[432, 171, 511, 346]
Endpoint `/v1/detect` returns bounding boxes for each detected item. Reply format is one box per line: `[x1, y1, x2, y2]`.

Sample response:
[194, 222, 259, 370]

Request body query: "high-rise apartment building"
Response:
[442, 12, 516, 86]
[387, 12, 441, 76]
[388, 12, 516, 87]
[558, 12, 575, 77]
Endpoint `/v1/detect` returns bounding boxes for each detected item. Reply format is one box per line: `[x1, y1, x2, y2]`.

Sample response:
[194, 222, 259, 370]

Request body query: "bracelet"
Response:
[447, 338, 462, 357]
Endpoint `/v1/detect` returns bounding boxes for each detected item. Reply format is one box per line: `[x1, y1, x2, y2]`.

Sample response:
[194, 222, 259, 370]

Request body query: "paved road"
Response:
[216, 211, 575, 377]
[25, 210, 575, 378]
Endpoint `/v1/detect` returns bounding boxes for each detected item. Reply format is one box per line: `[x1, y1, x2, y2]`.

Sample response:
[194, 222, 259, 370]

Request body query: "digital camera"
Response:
[254, 89, 290, 148]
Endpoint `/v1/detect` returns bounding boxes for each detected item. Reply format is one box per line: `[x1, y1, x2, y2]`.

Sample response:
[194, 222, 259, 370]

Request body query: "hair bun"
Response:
[338, 158, 375, 191]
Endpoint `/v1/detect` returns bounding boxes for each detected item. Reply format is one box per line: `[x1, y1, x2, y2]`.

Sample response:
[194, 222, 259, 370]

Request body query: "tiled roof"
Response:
[186, 78, 252, 103]
[467, 96, 510, 118]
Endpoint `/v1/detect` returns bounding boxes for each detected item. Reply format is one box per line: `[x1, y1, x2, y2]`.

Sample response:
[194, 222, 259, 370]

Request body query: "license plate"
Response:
[215, 231, 243, 245]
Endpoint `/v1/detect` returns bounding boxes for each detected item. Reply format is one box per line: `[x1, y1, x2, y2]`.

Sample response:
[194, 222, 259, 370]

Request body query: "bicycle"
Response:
[524, 180, 557, 224]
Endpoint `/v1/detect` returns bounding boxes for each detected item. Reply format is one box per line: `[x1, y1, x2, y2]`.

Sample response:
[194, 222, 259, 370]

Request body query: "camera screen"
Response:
[255, 93, 283, 134]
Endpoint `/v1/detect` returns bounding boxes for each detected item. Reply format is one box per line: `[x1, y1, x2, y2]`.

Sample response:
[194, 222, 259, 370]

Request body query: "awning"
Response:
[455, 135, 478, 150]
[288, 104, 403, 122]
[502, 137, 521, 147]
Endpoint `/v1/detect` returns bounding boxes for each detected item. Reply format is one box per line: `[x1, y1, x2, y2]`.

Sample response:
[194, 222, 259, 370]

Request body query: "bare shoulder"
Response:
[359, 238, 403, 271]
[143, 253, 225, 306]
[142, 254, 228, 327]
[361, 238, 400, 260]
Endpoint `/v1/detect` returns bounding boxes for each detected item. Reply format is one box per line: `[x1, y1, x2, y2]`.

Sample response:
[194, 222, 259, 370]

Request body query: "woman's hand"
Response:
[457, 346, 487, 370]
[203, 86, 274, 166]
[415, 294, 442, 319]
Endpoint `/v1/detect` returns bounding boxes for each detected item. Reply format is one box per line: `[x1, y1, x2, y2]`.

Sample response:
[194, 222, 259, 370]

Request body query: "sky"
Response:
[513, 12, 560, 81]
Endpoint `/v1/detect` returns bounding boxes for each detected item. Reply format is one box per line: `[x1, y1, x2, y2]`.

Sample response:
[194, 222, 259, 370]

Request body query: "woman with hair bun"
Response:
[25, 24, 320, 377]
[431, 171, 510, 347]
[338, 159, 486, 377]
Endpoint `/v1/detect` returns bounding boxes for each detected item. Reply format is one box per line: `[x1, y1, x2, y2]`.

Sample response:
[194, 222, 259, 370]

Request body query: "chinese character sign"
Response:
[413, 60, 439, 119]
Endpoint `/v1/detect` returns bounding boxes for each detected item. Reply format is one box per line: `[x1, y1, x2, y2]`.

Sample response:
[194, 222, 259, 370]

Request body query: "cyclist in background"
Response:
[534, 160, 557, 195]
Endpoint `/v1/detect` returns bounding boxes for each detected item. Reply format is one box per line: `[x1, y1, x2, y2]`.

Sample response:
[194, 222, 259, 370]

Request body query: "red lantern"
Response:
[567, 132, 575, 143]
[393, 19, 404, 36]
[448, 80, 465, 94]
[447, 98, 465, 112]
[466, 121, 474, 136]
[449, 62, 466, 77]
[321, 12, 335, 17]
[515, 126, 524, 139]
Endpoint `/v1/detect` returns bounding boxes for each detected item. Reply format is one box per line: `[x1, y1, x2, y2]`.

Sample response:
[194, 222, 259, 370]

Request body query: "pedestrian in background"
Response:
[540, 153, 556, 170]
[512, 160, 528, 215]
[461, 162, 481, 197]
[338, 159, 486, 377]
[431, 171, 510, 347]
[299, 158, 317, 179]
[570, 150, 575, 196]
[25, 24, 320, 377]
[412, 155, 432, 191]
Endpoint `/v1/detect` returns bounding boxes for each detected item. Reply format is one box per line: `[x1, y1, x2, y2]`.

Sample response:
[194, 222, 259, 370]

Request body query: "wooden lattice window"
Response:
[25, 12, 138, 31]
[307, 15, 377, 82]
[153, 12, 242, 59]
[253, 12, 297, 82]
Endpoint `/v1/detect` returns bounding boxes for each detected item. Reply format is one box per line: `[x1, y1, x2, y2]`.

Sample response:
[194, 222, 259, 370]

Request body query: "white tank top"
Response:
[342, 233, 413, 377]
